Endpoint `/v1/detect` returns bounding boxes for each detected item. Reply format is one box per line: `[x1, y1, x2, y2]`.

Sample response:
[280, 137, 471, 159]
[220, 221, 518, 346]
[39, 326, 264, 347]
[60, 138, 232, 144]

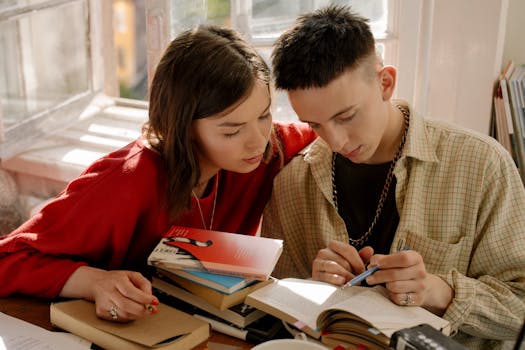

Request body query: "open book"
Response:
[245, 278, 450, 349]
[148, 226, 283, 280]
[50, 299, 210, 350]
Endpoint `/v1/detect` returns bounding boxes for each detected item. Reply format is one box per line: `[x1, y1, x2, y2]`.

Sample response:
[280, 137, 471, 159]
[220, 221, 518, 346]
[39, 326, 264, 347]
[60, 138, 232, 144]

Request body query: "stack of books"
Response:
[147, 226, 284, 329]
[491, 60, 525, 183]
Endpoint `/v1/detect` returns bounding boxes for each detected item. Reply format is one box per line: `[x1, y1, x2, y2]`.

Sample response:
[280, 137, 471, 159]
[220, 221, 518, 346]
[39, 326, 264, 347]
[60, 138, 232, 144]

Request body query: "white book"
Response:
[246, 278, 450, 349]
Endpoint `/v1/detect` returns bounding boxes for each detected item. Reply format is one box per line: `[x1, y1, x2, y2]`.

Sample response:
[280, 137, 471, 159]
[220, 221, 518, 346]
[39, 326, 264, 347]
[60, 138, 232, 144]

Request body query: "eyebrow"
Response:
[217, 101, 272, 127]
[330, 105, 356, 119]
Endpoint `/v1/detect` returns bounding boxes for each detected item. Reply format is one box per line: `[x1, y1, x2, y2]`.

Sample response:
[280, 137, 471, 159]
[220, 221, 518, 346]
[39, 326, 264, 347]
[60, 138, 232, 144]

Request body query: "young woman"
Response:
[0, 25, 316, 322]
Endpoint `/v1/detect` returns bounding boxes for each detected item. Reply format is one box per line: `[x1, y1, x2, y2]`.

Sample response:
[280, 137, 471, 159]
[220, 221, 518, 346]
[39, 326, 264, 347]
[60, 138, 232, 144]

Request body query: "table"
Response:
[0, 295, 252, 349]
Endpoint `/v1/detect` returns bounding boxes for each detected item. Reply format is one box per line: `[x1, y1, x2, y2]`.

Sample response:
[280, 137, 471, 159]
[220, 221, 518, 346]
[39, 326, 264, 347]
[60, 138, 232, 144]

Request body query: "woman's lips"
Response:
[243, 154, 263, 164]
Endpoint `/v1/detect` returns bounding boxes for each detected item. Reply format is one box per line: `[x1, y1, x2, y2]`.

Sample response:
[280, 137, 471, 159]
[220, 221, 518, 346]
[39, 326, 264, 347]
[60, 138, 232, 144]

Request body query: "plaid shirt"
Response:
[262, 104, 525, 349]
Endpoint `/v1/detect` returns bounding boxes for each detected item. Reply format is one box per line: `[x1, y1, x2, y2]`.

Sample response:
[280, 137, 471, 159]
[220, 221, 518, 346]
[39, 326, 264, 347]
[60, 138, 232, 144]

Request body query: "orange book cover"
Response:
[147, 226, 283, 280]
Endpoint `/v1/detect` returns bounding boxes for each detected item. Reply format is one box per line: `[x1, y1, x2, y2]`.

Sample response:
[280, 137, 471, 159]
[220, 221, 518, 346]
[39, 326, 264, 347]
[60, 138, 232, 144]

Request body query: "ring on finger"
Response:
[109, 305, 118, 320]
[401, 292, 414, 306]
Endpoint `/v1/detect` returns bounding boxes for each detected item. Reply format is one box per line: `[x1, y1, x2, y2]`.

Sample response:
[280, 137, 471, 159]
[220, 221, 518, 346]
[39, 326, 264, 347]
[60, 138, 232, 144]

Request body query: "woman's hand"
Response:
[366, 250, 454, 315]
[311, 240, 374, 285]
[60, 266, 159, 322]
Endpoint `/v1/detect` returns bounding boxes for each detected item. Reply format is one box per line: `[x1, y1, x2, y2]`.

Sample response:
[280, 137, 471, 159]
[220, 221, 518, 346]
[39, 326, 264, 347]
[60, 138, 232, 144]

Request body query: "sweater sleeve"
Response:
[273, 121, 317, 164]
[0, 142, 165, 298]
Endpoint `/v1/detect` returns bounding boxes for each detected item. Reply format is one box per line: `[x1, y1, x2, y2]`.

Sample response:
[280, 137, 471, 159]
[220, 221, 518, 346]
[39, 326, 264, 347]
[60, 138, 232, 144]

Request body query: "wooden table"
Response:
[0, 295, 252, 349]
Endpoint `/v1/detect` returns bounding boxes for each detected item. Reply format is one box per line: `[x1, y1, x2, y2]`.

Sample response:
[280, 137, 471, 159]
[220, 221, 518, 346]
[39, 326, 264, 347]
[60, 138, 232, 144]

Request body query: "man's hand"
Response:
[311, 240, 373, 285]
[366, 250, 453, 315]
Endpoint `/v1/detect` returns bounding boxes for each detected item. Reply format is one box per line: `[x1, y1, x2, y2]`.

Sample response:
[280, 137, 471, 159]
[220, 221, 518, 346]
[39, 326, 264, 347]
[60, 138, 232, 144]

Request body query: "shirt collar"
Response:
[300, 102, 440, 165]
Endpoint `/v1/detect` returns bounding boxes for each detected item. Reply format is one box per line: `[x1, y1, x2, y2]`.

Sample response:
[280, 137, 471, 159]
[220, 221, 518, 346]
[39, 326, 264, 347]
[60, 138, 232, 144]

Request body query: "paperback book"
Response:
[156, 268, 271, 310]
[50, 299, 209, 350]
[246, 278, 450, 350]
[153, 276, 266, 328]
[147, 226, 283, 280]
[167, 268, 256, 294]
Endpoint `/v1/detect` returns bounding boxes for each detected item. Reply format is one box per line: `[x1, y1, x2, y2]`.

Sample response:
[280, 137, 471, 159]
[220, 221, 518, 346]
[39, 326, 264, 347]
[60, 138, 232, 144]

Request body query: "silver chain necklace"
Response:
[192, 176, 218, 230]
[332, 104, 409, 247]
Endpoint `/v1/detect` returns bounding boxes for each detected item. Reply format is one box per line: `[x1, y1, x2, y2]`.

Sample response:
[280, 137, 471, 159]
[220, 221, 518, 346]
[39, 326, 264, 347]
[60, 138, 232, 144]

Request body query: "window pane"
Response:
[163, 0, 388, 121]
[0, 0, 89, 130]
[169, 0, 386, 42]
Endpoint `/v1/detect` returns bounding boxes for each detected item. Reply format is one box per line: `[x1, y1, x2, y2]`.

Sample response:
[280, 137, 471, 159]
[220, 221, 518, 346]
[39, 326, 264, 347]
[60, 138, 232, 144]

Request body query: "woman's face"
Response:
[192, 79, 272, 179]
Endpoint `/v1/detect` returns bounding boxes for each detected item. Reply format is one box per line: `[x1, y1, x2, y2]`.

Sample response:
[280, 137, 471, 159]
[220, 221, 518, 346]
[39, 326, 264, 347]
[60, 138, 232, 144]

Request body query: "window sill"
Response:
[1, 97, 148, 199]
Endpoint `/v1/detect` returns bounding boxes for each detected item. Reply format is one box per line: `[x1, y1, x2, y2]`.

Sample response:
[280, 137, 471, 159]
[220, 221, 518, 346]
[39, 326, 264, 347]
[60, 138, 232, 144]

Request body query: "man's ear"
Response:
[379, 65, 396, 101]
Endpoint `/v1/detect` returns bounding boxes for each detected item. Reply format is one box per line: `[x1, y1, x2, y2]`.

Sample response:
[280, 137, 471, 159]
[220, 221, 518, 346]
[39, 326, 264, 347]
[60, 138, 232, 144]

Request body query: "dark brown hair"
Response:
[144, 25, 278, 220]
[272, 5, 376, 90]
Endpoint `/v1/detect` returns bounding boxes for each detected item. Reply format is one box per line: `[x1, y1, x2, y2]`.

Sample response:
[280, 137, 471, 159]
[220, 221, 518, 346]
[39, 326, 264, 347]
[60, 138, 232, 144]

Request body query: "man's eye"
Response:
[338, 113, 356, 123]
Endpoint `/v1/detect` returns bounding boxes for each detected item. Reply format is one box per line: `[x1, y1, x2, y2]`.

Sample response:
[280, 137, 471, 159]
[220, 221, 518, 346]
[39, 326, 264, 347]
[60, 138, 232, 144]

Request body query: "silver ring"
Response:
[402, 292, 414, 306]
[109, 306, 118, 320]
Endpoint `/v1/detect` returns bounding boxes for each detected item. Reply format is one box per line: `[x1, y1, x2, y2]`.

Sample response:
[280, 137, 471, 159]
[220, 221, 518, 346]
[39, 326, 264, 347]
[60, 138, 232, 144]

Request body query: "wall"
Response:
[421, 0, 507, 134]
[502, 0, 525, 67]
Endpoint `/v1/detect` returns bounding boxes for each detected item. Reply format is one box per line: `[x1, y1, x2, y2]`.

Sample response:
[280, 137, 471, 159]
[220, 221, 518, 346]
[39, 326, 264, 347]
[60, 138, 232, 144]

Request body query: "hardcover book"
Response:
[50, 299, 210, 350]
[245, 278, 450, 350]
[156, 268, 271, 310]
[167, 268, 256, 294]
[152, 276, 266, 328]
[147, 226, 283, 280]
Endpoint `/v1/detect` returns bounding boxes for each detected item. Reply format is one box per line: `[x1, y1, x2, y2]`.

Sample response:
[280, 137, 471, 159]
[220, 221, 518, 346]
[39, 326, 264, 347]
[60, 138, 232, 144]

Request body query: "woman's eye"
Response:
[259, 113, 271, 120]
[224, 130, 240, 138]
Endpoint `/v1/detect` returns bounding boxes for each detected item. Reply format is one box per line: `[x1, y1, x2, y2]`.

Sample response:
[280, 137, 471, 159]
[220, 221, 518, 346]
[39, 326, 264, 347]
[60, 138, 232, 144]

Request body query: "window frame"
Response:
[0, 0, 117, 160]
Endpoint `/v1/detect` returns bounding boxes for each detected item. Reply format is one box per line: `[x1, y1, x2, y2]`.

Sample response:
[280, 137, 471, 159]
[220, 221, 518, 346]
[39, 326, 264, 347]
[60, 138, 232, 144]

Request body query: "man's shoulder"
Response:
[423, 118, 510, 160]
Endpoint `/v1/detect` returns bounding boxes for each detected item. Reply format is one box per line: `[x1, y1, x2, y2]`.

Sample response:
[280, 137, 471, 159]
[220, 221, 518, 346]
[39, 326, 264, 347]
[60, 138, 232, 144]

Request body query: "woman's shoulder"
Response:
[272, 121, 317, 159]
[68, 138, 164, 192]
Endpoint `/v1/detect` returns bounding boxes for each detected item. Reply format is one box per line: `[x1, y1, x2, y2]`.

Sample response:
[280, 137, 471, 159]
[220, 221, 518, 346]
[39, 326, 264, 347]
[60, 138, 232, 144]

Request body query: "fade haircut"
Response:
[272, 5, 376, 90]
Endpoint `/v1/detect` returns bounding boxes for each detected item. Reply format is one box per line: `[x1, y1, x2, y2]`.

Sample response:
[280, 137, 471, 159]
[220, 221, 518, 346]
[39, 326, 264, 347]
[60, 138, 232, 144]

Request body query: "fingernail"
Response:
[151, 298, 160, 306]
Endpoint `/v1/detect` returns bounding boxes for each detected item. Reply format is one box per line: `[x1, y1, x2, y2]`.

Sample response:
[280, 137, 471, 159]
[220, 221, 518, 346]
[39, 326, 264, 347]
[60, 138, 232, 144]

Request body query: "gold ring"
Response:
[109, 306, 118, 320]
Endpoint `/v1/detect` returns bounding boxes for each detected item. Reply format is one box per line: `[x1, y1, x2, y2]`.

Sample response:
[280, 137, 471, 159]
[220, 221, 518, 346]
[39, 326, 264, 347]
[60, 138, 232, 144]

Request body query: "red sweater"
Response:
[0, 122, 316, 298]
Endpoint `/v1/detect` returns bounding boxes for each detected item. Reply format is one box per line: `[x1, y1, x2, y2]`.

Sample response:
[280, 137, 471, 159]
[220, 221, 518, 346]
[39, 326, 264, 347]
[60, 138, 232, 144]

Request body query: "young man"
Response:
[261, 5, 525, 349]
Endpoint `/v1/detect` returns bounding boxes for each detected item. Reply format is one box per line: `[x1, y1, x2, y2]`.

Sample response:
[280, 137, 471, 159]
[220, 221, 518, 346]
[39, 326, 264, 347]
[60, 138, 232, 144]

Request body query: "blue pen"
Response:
[342, 243, 411, 289]
[344, 265, 380, 288]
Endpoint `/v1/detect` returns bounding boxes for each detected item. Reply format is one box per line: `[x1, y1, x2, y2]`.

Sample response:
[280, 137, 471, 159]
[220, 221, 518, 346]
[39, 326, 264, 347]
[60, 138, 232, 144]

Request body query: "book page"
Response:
[247, 278, 449, 340]
[246, 278, 366, 330]
[326, 286, 450, 337]
[0, 312, 91, 350]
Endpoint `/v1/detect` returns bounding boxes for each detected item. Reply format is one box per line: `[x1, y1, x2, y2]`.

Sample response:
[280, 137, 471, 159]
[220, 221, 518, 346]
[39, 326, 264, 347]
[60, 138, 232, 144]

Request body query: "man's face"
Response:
[288, 67, 393, 164]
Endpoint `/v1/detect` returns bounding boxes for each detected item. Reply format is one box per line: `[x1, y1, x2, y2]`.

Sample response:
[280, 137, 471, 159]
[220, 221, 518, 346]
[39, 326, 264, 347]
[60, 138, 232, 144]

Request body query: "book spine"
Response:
[200, 266, 267, 281]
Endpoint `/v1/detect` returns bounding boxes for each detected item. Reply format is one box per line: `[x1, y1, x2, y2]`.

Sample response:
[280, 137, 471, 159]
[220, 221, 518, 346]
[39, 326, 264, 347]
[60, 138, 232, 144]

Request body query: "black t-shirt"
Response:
[333, 153, 398, 254]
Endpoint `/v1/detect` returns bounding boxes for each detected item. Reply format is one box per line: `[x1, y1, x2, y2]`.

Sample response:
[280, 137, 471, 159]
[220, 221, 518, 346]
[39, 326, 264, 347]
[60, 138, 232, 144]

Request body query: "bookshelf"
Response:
[491, 60, 525, 183]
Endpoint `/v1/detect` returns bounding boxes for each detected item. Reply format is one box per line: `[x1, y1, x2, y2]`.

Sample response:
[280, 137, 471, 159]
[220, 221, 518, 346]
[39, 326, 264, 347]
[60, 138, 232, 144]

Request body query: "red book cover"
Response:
[147, 226, 283, 280]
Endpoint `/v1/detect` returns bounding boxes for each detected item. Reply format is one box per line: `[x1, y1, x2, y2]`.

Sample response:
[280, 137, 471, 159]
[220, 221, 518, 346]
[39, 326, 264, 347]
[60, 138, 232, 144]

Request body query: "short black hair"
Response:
[272, 4, 376, 90]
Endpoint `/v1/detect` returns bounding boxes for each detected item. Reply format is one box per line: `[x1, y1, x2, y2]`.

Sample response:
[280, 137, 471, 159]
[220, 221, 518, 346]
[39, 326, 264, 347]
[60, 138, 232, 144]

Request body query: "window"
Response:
[0, 0, 409, 160]
[144, 0, 396, 122]
[0, 0, 118, 160]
